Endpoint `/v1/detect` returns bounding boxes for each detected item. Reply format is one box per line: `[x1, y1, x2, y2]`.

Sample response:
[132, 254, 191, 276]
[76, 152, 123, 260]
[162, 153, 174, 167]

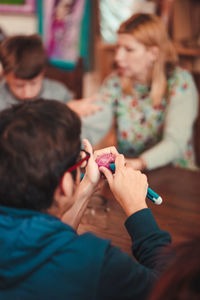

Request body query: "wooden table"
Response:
[78, 166, 200, 255]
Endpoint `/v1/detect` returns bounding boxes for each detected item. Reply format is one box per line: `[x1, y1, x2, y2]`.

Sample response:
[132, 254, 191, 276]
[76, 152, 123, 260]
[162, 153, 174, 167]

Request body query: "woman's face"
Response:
[115, 34, 156, 83]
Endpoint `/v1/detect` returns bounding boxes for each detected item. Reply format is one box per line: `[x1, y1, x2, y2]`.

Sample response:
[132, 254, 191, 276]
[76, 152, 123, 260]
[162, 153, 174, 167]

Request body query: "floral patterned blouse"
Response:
[98, 67, 198, 170]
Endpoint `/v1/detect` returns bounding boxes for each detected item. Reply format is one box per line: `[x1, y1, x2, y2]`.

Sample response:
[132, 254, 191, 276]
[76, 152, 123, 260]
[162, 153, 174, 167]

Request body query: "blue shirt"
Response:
[0, 205, 171, 300]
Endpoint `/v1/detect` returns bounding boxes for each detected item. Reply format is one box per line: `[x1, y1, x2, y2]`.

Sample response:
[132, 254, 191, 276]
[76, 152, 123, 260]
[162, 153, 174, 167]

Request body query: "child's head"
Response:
[0, 34, 46, 101]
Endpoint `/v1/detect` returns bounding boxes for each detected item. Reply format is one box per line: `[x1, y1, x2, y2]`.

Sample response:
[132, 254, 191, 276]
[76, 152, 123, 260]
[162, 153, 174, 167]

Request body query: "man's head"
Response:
[0, 34, 46, 101]
[0, 99, 81, 212]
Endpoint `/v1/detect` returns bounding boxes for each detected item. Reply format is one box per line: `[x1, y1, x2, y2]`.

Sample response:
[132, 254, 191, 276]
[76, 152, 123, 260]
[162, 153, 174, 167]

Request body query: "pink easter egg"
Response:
[95, 153, 116, 169]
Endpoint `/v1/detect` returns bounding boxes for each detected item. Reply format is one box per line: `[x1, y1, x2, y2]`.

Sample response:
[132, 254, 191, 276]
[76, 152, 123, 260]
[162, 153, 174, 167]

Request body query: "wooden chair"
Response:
[45, 57, 84, 99]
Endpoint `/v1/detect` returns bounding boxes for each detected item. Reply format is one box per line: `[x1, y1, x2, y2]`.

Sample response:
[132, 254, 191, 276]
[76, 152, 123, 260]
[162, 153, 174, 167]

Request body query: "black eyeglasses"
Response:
[67, 149, 90, 173]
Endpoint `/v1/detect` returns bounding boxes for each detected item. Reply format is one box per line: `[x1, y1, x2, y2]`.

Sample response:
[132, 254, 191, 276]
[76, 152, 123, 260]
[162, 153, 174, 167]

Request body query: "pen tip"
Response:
[155, 197, 162, 205]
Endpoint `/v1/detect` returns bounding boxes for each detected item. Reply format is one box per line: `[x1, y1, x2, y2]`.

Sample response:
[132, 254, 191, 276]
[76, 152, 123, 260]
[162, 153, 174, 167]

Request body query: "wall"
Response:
[0, 13, 37, 76]
[0, 13, 37, 35]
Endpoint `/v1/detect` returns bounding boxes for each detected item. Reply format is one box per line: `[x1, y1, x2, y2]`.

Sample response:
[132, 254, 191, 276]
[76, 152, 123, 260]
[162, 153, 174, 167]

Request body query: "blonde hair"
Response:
[117, 13, 178, 107]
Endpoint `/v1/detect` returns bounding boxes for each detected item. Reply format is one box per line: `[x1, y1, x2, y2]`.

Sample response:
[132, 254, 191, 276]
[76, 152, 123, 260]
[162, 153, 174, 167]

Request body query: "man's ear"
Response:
[46, 172, 75, 218]
[149, 46, 160, 63]
[1, 69, 5, 78]
[61, 172, 74, 196]
[53, 172, 74, 212]
[56, 171, 74, 198]
[40, 69, 45, 78]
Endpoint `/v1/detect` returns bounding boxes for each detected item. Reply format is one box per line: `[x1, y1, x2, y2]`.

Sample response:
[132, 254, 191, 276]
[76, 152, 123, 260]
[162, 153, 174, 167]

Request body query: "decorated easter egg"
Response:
[95, 153, 115, 170]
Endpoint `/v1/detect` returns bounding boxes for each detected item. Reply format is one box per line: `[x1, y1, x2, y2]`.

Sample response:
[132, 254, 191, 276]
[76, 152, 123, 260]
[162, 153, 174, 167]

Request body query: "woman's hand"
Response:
[67, 94, 102, 117]
[100, 154, 148, 217]
[126, 157, 147, 171]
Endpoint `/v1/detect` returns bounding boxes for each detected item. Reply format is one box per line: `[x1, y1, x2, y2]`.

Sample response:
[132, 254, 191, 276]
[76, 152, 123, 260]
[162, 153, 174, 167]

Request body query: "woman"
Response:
[95, 13, 198, 170]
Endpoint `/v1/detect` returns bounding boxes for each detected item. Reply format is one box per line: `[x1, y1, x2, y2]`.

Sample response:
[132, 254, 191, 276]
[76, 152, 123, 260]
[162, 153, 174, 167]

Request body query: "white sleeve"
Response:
[141, 73, 198, 170]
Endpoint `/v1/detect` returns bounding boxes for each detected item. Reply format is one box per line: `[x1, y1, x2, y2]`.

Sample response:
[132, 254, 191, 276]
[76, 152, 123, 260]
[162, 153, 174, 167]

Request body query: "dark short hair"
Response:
[0, 99, 81, 210]
[0, 34, 46, 79]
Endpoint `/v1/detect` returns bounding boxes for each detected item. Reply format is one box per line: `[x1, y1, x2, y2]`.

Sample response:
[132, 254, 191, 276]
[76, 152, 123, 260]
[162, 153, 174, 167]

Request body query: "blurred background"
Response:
[0, 0, 200, 96]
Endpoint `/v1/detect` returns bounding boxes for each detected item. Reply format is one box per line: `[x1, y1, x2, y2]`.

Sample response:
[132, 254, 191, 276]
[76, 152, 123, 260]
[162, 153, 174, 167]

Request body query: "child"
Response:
[0, 34, 100, 118]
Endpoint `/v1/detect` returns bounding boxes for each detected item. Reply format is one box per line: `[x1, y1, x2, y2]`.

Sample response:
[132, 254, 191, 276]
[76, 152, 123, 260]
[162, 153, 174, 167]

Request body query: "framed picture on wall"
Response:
[38, 0, 92, 70]
[0, 0, 35, 13]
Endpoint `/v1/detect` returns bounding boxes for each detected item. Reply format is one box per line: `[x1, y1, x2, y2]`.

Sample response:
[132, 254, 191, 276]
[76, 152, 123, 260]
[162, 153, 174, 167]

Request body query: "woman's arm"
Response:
[141, 70, 198, 170]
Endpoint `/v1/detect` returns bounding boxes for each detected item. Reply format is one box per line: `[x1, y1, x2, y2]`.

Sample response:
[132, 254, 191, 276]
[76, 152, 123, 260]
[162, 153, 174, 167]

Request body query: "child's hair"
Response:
[117, 13, 178, 106]
[0, 34, 46, 79]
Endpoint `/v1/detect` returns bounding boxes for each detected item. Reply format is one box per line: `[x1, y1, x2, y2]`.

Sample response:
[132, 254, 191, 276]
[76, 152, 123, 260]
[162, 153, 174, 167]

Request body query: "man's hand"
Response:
[100, 154, 148, 217]
[94, 145, 119, 160]
[67, 95, 102, 117]
[61, 139, 101, 229]
[81, 138, 101, 188]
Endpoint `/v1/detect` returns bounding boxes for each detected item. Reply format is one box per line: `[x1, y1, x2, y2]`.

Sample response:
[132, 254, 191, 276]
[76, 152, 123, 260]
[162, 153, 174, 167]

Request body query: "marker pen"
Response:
[109, 163, 162, 205]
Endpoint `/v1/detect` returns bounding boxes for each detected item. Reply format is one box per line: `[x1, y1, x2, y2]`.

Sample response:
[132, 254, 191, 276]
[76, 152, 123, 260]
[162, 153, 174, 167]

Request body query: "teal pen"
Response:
[109, 163, 162, 205]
